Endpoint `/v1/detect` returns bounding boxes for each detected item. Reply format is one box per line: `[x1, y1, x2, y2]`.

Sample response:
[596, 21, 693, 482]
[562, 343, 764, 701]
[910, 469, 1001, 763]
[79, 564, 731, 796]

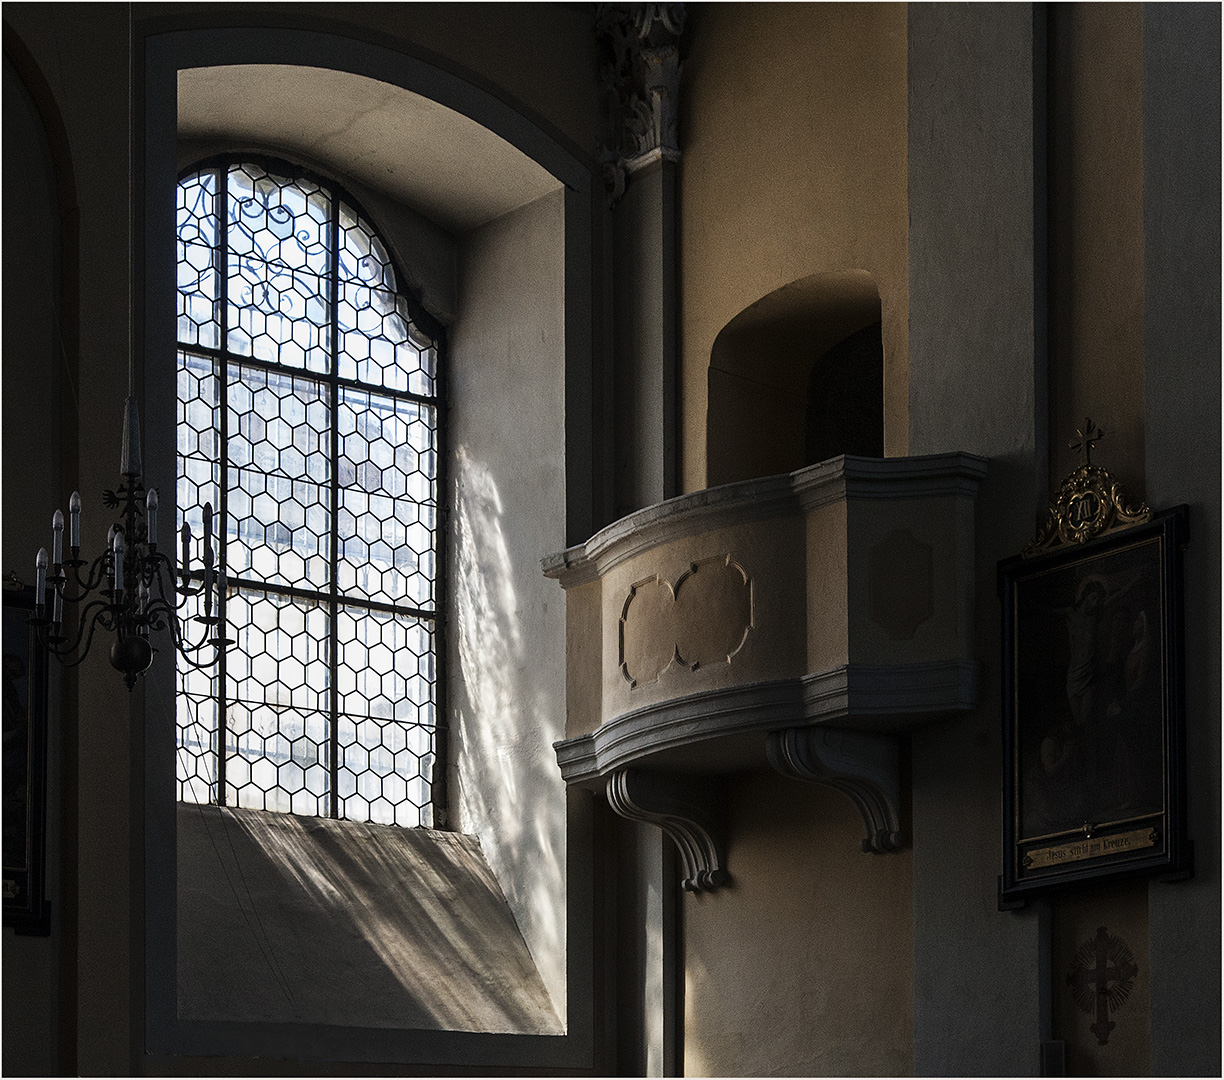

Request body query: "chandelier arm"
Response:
[48, 598, 116, 666]
[145, 548, 177, 590]
[174, 645, 224, 673]
[142, 596, 176, 634]
[142, 552, 197, 610]
[158, 596, 221, 658]
[58, 550, 112, 602]
[143, 558, 177, 614]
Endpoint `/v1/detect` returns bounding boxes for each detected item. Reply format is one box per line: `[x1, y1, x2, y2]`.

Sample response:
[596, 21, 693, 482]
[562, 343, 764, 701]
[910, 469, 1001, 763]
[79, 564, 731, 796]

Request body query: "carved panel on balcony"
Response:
[767, 728, 903, 854]
[606, 767, 728, 892]
[619, 555, 753, 688]
[869, 529, 934, 641]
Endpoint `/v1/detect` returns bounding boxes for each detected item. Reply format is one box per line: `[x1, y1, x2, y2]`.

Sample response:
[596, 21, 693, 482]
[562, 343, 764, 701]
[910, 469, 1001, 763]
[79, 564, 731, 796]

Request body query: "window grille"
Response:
[175, 159, 444, 828]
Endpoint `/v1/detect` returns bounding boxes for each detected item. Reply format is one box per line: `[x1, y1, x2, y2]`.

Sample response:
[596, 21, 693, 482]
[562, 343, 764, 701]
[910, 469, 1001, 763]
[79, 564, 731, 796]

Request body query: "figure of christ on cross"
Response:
[1067, 925, 1140, 1046]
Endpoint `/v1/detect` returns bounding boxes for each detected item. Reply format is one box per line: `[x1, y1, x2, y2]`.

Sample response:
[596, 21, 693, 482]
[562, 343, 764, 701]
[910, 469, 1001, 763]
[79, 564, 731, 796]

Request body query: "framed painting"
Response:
[998, 505, 1190, 906]
[3, 584, 51, 933]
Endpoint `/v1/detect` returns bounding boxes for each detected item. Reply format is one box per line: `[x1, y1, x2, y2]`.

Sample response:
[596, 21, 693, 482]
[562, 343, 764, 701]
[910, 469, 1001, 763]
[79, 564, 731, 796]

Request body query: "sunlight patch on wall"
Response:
[451, 444, 567, 1021]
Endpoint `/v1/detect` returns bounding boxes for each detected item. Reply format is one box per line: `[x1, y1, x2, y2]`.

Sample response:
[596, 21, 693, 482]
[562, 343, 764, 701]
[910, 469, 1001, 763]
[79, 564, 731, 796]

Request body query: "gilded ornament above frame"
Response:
[1024, 418, 1151, 557]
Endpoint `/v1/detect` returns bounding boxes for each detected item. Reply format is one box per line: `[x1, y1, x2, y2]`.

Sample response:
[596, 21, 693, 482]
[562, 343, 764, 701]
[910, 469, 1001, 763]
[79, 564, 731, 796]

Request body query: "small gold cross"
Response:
[1069, 418, 1105, 468]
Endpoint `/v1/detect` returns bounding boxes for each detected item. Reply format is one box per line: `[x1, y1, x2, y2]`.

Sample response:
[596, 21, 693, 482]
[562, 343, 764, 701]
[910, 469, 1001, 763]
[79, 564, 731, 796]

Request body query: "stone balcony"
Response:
[543, 453, 988, 889]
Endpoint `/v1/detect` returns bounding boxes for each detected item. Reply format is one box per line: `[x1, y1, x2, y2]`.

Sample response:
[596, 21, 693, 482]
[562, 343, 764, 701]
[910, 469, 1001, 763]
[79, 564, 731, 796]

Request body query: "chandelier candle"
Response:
[35, 547, 47, 608]
[52, 510, 64, 566]
[69, 490, 81, 549]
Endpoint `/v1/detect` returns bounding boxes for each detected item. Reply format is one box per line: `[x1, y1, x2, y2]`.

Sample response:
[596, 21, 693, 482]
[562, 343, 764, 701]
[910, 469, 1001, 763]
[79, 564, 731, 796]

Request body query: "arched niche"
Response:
[706, 271, 882, 486]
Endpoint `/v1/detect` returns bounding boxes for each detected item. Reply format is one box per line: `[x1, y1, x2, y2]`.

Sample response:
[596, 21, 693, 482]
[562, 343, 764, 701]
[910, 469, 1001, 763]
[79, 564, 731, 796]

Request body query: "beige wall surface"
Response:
[679, 3, 909, 492]
[684, 769, 913, 1077]
[139, 2, 602, 162]
[1048, 3, 1146, 498]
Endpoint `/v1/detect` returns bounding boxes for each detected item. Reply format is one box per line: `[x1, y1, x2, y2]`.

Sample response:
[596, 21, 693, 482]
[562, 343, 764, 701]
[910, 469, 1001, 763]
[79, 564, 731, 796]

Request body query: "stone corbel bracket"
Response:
[606, 767, 728, 891]
[767, 728, 903, 854]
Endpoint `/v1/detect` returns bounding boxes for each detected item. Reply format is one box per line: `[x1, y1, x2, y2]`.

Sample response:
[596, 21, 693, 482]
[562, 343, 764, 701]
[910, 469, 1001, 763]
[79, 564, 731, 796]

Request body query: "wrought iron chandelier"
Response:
[31, 394, 229, 690]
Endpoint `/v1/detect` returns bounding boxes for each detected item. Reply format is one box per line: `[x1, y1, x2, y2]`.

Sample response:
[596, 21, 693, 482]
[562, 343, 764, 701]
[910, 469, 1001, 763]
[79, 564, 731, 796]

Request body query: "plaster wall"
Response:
[1, 52, 64, 1080]
[907, 5, 1047, 1074]
[3, 7, 138, 1075]
[142, 1, 602, 162]
[1141, 5, 1222, 1075]
[683, 769, 913, 1076]
[1042, 10, 1156, 1071]
[679, 3, 909, 492]
[1048, 4, 1146, 498]
[449, 189, 569, 1021]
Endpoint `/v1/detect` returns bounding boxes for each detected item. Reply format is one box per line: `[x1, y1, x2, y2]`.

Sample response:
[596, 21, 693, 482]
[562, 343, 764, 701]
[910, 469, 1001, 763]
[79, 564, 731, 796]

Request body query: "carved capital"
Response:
[596, 3, 685, 203]
[606, 767, 728, 891]
[767, 728, 903, 853]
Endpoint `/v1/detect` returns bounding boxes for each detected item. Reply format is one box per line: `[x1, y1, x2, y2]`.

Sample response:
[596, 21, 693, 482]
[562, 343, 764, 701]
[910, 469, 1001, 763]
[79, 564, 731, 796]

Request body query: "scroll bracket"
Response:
[606, 767, 728, 891]
[766, 727, 904, 854]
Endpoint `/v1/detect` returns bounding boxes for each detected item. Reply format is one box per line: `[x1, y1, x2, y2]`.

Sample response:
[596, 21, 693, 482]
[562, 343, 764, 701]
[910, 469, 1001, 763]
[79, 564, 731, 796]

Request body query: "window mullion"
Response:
[216, 164, 230, 808]
[328, 191, 341, 820]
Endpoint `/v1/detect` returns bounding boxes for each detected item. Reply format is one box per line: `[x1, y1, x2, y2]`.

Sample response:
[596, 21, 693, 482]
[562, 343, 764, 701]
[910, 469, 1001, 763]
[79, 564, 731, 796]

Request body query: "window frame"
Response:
[174, 152, 450, 829]
[142, 26, 598, 1070]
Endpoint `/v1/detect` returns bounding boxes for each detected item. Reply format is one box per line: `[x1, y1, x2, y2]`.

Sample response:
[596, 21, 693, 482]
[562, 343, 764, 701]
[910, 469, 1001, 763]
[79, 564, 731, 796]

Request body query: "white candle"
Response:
[69, 491, 81, 549]
[52, 586, 63, 626]
[52, 509, 64, 566]
[35, 548, 47, 608]
[146, 488, 158, 546]
[113, 531, 125, 595]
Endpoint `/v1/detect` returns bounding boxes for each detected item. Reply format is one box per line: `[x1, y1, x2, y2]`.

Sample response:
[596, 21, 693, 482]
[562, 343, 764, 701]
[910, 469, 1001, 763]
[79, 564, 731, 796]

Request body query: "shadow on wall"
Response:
[706, 270, 883, 486]
[450, 444, 567, 1019]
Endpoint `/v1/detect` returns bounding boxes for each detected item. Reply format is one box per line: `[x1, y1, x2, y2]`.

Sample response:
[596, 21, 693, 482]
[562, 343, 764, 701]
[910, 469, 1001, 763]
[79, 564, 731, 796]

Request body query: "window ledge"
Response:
[177, 804, 563, 1036]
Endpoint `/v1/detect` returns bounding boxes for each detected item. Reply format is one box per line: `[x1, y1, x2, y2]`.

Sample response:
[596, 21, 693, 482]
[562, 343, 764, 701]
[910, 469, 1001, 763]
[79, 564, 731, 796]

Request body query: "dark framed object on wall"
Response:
[3, 584, 51, 934]
[998, 505, 1190, 907]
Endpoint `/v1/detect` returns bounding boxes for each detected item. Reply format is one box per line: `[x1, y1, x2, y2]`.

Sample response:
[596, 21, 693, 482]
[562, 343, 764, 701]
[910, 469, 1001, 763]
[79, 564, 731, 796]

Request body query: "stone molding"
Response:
[554, 659, 981, 785]
[605, 767, 727, 892]
[766, 727, 903, 854]
[541, 453, 988, 588]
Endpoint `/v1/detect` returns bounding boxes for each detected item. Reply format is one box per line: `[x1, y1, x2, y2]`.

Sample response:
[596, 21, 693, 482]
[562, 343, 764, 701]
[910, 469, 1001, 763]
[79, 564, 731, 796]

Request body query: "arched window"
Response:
[174, 157, 444, 828]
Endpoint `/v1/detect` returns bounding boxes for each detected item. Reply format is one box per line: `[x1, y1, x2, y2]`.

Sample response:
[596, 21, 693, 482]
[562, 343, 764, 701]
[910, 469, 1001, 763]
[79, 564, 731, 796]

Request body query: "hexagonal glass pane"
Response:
[176, 160, 441, 828]
[338, 392, 437, 607]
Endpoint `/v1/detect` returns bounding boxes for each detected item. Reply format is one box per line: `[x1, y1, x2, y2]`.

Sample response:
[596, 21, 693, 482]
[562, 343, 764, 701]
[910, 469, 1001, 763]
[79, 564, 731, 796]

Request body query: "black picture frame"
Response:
[998, 506, 1190, 907]
[3, 585, 51, 934]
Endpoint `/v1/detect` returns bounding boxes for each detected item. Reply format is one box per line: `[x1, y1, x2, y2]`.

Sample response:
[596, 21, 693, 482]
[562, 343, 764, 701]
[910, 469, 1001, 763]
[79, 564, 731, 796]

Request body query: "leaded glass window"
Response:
[175, 158, 444, 828]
